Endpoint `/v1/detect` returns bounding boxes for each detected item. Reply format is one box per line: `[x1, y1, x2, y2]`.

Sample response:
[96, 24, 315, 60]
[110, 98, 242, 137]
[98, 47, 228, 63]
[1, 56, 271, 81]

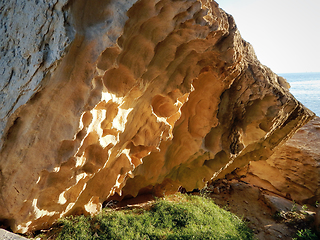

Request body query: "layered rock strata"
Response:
[237, 117, 320, 204]
[0, 0, 314, 233]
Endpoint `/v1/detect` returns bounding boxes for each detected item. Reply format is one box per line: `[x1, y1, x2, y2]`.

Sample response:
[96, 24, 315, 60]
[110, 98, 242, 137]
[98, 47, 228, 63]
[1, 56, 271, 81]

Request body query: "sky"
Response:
[217, 0, 320, 74]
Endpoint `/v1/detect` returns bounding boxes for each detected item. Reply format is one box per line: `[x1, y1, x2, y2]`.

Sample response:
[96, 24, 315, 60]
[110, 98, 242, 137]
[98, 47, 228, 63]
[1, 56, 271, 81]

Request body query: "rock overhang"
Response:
[0, 0, 315, 233]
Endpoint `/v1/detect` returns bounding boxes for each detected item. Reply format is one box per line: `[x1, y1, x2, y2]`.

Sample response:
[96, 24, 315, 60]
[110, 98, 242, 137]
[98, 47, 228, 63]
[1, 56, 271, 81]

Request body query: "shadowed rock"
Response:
[0, 0, 314, 233]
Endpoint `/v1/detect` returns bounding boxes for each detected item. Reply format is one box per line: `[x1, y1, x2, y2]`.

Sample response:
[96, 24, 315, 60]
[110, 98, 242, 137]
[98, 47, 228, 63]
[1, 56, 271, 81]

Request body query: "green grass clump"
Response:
[53, 194, 253, 240]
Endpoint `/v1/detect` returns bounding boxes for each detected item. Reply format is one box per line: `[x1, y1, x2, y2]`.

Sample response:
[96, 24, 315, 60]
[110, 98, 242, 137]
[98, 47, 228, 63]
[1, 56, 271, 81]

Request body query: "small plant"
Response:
[301, 205, 308, 211]
[291, 201, 298, 212]
[273, 211, 284, 221]
[292, 228, 318, 240]
[301, 204, 309, 215]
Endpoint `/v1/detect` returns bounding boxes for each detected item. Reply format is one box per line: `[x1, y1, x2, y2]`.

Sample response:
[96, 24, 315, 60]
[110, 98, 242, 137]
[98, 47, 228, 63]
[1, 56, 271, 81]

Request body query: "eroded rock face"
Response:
[0, 0, 314, 233]
[237, 117, 320, 204]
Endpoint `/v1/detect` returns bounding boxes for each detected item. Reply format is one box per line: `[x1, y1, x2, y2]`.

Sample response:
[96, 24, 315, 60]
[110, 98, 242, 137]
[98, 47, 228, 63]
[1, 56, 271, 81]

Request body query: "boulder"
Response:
[0, 229, 28, 240]
[0, 0, 314, 233]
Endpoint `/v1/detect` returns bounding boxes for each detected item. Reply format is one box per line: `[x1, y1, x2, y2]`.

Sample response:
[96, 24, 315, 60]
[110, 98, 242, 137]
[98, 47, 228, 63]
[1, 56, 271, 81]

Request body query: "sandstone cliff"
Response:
[237, 116, 320, 204]
[0, 0, 314, 233]
[208, 117, 320, 239]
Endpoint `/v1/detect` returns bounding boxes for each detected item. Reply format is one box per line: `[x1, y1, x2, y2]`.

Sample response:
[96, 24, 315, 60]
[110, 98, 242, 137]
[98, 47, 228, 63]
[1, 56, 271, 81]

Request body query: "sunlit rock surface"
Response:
[237, 117, 320, 204]
[0, 0, 314, 233]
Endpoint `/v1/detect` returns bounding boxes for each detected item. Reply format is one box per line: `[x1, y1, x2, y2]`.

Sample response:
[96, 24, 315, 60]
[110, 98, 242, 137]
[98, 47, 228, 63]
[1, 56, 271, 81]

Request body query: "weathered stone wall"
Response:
[0, 0, 314, 233]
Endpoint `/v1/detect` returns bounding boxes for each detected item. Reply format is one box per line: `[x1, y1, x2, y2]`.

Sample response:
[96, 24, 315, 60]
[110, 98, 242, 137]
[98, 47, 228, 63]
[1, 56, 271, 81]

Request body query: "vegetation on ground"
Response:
[273, 202, 319, 240]
[292, 228, 318, 240]
[35, 193, 254, 240]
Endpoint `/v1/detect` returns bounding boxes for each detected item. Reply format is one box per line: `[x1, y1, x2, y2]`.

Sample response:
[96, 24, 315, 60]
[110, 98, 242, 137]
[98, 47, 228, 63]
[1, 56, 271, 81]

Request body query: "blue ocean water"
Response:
[280, 72, 320, 117]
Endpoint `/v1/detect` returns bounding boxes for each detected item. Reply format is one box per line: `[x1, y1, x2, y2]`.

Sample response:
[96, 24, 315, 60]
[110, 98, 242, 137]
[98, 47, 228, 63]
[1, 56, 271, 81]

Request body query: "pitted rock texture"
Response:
[237, 116, 320, 204]
[0, 0, 314, 233]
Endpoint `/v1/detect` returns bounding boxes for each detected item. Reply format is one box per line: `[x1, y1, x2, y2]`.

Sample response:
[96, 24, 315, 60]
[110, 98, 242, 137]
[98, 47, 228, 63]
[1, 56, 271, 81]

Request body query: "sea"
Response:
[280, 72, 320, 117]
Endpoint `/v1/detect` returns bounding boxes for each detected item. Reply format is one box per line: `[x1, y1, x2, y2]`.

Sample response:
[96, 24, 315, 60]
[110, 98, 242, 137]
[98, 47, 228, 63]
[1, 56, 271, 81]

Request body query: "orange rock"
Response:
[238, 117, 320, 203]
[0, 0, 314, 233]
